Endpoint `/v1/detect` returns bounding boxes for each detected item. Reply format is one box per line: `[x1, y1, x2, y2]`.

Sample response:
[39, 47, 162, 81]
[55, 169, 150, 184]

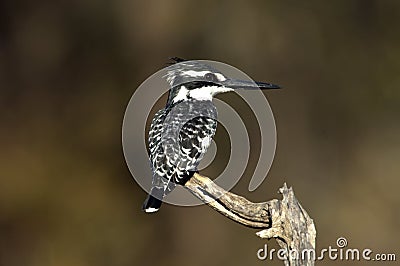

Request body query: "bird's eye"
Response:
[204, 73, 218, 82]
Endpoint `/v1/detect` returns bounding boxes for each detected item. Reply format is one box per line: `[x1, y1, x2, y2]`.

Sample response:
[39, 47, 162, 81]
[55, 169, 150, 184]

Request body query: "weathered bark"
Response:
[184, 173, 316, 266]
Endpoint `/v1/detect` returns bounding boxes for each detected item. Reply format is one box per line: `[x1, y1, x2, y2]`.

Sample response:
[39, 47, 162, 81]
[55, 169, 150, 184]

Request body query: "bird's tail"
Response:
[142, 187, 164, 213]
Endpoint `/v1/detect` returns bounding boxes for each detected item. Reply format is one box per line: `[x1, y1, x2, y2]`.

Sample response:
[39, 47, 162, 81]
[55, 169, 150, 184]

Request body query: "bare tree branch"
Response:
[184, 173, 316, 266]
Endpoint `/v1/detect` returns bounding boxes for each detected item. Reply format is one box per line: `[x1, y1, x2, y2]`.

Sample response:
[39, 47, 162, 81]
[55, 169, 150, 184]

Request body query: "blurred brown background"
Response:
[1, 0, 399, 265]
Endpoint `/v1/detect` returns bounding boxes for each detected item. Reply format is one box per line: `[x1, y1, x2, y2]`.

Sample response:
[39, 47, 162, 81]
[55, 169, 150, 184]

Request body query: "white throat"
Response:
[172, 85, 234, 103]
[189, 86, 233, 101]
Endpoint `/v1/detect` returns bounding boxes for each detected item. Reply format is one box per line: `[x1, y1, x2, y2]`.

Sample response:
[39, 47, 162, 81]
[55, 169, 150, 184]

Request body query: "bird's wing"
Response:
[173, 115, 217, 183]
[148, 109, 166, 159]
[170, 100, 218, 183]
[148, 100, 217, 191]
[148, 109, 172, 189]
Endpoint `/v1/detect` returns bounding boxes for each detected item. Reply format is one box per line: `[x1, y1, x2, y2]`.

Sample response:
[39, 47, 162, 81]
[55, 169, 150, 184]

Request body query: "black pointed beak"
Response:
[223, 79, 281, 90]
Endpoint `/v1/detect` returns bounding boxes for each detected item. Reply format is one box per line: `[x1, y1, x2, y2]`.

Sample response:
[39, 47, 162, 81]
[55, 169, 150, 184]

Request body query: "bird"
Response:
[142, 57, 280, 213]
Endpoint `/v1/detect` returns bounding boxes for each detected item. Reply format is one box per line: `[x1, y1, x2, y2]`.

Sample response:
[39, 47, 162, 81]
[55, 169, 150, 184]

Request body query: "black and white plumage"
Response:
[142, 58, 280, 213]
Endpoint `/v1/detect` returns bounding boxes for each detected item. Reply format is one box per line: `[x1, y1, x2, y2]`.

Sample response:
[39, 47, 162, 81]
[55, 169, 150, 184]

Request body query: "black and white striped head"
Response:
[165, 59, 280, 106]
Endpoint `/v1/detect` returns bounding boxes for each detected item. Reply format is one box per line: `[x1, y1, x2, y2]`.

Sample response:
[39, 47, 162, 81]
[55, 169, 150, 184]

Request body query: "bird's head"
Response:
[165, 58, 280, 106]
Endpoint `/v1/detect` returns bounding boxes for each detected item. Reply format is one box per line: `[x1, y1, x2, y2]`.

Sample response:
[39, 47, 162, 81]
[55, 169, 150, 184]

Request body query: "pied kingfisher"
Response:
[142, 58, 280, 213]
